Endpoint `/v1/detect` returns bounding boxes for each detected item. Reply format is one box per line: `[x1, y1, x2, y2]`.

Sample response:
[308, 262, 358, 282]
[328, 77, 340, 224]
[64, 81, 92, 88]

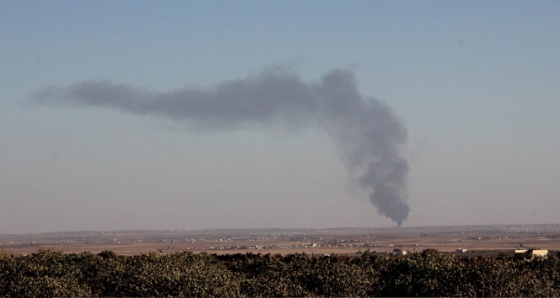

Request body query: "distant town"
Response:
[2, 224, 560, 257]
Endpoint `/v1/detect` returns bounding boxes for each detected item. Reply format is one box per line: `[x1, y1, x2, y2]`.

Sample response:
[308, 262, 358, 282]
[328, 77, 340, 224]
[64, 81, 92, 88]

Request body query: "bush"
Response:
[1, 249, 559, 297]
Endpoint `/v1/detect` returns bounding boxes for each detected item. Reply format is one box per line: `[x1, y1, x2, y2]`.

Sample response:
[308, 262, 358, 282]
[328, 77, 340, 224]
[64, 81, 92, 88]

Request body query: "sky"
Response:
[1, 1, 559, 234]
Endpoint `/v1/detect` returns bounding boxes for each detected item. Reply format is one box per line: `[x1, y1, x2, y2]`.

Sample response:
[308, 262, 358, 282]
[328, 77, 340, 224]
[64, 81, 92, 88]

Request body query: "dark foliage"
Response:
[0, 248, 559, 297]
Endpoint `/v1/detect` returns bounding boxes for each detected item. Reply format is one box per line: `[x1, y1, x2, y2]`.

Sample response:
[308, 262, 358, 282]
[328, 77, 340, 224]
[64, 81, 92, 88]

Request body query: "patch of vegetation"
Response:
[0, 249, 559, 297]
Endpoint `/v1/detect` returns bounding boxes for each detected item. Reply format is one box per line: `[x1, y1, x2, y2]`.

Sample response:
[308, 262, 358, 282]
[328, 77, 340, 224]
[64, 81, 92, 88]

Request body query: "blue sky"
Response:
[1, 1, 559, 233]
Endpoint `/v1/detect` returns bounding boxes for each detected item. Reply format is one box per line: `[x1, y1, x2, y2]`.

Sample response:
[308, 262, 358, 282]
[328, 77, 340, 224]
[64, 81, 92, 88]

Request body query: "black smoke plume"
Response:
[36, 68, 410, 226]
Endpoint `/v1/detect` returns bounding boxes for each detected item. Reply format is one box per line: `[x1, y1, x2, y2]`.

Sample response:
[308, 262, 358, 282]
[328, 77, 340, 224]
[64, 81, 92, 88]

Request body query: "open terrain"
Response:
[2, 224, 560, 256]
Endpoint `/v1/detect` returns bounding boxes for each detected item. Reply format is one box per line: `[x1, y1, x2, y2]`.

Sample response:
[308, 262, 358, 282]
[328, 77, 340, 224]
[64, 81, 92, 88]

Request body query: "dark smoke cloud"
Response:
[36, 68, 410, 226]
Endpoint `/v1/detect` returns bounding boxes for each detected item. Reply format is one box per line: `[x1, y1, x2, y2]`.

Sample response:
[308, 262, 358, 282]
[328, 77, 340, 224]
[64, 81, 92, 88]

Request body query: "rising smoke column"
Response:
[36, 68, 410, 226]
[316, 70, 409, 226]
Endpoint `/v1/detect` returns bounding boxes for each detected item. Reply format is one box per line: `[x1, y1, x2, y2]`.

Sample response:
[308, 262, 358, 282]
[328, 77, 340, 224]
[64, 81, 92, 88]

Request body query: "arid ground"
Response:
[2, 224, 560, 256]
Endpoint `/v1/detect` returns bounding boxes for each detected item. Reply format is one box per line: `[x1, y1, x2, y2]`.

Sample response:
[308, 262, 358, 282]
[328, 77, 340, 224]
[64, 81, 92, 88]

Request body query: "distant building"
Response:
[514, 249, 548, 259]
[393, 248, 408, 256]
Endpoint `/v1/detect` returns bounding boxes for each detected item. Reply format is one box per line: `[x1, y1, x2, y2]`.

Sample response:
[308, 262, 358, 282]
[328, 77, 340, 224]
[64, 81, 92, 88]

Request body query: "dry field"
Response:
[2, 224, 560, 257]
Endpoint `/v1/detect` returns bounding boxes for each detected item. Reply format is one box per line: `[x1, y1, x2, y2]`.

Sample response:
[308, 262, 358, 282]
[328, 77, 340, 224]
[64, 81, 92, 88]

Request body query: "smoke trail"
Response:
[36, 68, 410, 226]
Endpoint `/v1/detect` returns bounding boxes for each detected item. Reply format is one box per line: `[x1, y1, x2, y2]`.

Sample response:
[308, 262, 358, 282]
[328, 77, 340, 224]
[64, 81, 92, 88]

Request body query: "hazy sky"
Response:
[1, 1, 559, 234]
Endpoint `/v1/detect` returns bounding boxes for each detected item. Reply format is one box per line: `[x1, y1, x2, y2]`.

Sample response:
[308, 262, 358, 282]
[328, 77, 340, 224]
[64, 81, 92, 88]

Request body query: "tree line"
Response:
[1, 248, 559, 297]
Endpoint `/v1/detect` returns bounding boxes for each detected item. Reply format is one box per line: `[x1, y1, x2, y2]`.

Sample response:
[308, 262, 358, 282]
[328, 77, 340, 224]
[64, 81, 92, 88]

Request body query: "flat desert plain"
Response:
[2, 224, 560, 256]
